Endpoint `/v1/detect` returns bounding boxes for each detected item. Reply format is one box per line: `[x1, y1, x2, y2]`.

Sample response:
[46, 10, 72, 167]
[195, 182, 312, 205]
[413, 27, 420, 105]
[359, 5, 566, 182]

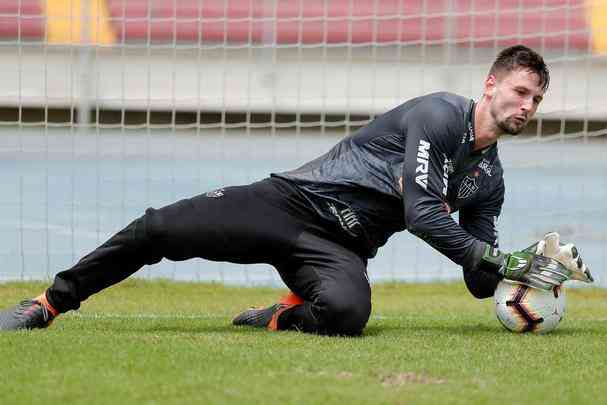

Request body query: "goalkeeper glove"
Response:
[523, 232, 594, 284]
[480, 245, 570, 290]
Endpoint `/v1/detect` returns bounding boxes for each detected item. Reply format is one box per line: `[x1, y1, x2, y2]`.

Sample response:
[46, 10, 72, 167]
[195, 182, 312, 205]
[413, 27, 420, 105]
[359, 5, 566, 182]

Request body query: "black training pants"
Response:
[46, 178, 372, 336]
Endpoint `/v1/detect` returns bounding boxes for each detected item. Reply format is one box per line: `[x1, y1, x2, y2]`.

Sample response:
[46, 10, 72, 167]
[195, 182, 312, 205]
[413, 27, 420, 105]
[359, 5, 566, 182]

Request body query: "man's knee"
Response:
[142, 207, 166, 240]
[125, 207, 165, 265]
[464, 268, 501, 299]
[315, 290, 371, 336]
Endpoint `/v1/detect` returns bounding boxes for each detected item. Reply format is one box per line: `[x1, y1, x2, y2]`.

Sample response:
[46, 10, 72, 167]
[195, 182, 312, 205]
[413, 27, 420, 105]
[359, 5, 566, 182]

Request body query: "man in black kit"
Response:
[0, 45, 593, 335]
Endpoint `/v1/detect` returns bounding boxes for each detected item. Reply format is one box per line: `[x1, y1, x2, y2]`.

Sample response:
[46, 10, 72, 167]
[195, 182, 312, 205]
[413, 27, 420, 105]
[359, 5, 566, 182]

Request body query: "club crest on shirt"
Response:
[457, 175, 479, 199]
[205, 188, 225, 198]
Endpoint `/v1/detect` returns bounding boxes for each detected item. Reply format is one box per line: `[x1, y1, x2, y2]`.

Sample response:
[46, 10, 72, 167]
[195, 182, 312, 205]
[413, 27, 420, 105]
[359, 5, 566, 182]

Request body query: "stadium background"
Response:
[0, 0, 605, 286]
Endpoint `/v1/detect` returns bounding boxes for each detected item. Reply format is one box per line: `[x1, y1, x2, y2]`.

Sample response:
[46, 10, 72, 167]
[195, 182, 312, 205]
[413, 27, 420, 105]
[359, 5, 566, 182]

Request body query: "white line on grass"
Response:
[68, 313, 399, 320]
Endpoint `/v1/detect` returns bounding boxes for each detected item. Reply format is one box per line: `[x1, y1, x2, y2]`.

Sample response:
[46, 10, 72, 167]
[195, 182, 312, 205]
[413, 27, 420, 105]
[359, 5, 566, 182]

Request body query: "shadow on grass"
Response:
[545, 326, 607, 337]
[363, 323, 499, 337]
[62, 316, 607, 339]
[364, 323, 607, 338]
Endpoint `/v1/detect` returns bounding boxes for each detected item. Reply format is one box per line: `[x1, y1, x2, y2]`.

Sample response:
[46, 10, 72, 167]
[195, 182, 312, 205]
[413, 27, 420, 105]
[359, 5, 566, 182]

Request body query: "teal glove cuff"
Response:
[479, 244, 507, 273]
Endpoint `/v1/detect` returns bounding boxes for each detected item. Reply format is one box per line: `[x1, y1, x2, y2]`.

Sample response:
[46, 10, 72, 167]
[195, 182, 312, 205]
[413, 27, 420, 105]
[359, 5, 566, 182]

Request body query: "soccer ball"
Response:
[494, 280, 566, 334]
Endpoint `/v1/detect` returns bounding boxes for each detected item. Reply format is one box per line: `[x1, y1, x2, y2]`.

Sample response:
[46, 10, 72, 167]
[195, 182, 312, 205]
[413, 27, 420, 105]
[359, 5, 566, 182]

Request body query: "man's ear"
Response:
[484, 74, 498, 98]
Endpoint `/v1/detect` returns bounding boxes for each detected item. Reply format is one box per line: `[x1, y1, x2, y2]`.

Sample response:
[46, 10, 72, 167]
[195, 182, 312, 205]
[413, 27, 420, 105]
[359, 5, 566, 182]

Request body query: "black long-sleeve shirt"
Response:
[273, 92, 504, 269]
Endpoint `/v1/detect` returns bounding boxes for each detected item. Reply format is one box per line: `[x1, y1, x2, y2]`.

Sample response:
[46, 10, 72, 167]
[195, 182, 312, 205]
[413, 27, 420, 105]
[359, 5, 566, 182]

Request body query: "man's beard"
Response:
[496, 116, 526, 135]
[491, 103, 526, 135]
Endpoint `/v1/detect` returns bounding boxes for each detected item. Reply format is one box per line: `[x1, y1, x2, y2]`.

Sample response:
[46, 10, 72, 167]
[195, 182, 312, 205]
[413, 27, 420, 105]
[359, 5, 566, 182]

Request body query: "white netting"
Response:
[0, 0, 605, 286]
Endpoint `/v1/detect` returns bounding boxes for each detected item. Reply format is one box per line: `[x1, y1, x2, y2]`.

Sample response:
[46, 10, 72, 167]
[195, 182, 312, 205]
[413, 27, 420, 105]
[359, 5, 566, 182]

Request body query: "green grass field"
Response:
[1, 280, 605, 404]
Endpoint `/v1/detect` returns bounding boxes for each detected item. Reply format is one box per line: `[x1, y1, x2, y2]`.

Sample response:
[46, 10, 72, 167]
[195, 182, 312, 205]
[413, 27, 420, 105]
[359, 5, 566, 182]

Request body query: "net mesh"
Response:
[0, 0, 606, 286]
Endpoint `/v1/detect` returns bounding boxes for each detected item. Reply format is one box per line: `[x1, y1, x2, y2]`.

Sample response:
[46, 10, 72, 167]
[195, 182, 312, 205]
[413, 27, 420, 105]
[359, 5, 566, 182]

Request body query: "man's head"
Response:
[483, 45, 549, 135]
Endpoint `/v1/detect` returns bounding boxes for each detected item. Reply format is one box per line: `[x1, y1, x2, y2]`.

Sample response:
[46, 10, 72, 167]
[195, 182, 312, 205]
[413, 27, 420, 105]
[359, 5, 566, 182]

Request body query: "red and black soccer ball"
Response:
[494, 280, 566, 334]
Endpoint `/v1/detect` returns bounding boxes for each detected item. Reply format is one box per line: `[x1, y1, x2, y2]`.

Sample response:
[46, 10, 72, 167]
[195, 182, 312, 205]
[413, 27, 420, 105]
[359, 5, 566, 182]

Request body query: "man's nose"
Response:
[521, 97, 533, 112]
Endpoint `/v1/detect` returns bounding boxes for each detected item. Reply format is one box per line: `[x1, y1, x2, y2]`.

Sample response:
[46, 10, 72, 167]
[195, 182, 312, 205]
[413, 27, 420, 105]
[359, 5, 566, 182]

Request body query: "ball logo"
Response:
[505, 285, 545, 332]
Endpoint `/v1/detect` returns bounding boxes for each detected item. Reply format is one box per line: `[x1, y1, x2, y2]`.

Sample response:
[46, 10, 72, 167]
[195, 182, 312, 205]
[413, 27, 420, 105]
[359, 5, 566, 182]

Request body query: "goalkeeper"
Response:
[0, 45, 593, 335]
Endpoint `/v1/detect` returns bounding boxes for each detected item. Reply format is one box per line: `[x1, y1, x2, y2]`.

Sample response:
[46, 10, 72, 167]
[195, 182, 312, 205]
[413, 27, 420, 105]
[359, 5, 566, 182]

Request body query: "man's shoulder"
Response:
[404, 93, 474, 151]
[390, 92, 472, 114]
[404, 92, 473, 126]
[416, 92, 473, 112]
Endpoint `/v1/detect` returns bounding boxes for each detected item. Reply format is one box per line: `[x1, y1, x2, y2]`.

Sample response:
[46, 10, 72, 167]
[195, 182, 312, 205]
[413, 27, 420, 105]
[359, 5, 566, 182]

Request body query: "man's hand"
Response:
[481, 245, 570, 290]
[523, 232, 594, 284]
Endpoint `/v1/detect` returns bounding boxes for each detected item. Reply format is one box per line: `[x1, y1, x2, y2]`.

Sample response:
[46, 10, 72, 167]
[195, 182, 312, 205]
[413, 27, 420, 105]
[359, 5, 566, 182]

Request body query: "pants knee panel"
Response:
[315, 292, 371, 336]
[142, 207, 166, 241]
[130, 208, 164, 265]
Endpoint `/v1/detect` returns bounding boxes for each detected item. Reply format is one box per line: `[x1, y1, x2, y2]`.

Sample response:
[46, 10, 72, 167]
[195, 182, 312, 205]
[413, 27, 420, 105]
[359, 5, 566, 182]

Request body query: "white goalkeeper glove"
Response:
[524, 232, 594, 284]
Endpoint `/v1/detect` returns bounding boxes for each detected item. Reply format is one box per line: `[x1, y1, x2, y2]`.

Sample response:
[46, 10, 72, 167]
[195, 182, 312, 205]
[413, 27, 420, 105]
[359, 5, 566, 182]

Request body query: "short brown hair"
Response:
[489, 45, 550, 92]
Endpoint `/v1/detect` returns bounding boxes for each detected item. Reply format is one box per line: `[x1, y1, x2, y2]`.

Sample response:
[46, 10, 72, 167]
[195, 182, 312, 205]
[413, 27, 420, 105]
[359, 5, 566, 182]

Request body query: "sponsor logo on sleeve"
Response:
[478, 158, 493, 176]
[415, 139, 430, 190]
[462, 121, 475, 143]
[441, 155, 451, 196]
[468, 121, 475, 142]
